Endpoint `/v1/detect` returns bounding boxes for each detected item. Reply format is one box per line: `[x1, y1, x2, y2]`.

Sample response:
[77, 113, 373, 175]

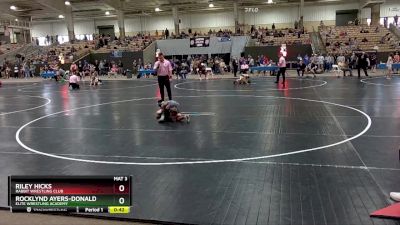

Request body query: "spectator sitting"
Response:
[380, 36, 386, 44]
[108, 64, 118, 78]
[297, 60, 306, 77]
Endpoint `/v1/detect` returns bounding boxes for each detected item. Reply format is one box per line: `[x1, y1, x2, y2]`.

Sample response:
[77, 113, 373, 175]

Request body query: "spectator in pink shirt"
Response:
[153, 52, 173, 103]
[108, 64, 118, 78]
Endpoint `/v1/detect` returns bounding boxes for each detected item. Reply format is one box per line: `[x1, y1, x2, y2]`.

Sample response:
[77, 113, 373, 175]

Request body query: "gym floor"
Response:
[0, 75, 399, 225]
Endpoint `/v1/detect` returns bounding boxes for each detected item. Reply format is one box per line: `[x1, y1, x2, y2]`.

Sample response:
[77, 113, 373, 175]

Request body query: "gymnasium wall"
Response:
[31, 1, 400, 37]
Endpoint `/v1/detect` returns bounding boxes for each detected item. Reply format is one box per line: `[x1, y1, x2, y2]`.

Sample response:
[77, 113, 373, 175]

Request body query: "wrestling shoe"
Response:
[186, 115, 190, 123]
[158, 114, 165, 123]
[390, 192, 400, 201]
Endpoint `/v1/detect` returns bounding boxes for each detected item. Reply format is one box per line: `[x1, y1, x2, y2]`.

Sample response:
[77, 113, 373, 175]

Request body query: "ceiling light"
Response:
[209, 3, 214, 7]
[267, 0, 273, 3]
[10, 5, 17, 10]
[105, 11, 110, 15]
[58, 15, 64, 19]
[65, 1, 71, 5]
[155, 7, 160, 12]
[15, 18, 18, 22]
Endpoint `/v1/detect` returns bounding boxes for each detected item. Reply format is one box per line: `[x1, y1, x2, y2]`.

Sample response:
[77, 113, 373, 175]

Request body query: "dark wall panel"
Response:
[336, 10, 358, 26]
[87, 52, 143, 70]
[244, 45, 313, 61]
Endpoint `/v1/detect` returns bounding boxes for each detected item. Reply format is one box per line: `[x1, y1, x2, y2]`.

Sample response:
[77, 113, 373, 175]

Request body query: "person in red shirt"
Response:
[70, 62, 77, 74]
[394, 52, 400, 63]
[263, 56, 269, 65]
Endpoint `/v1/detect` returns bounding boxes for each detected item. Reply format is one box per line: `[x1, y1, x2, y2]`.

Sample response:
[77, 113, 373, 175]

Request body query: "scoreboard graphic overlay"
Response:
[8, 176, 132, 214]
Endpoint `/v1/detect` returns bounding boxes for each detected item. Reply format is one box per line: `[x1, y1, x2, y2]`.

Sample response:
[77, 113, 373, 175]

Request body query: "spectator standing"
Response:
[370, 54, 377, 73]
[356, 52, 369, 78]
[303, 54, 309, 65]
[99, 60, 104, 75]
[394, 15, 399, 26]
[318, 54, 324, 70]
[394, 52, 400, 63]
[325, 54, 334, 71]
[132, 60, 138, 77]
[153, 52, 173, 104]
[30, 62, 36, 77]
[394, 52, 400, 73]
[299, 16, 304, 29]
[94, 60, 100, 73]
[13, 64, 19, 78]
[386, 54, 393, 79]
[165, 28, 170, 39]
[232, 58, 238, 77]
[78, 61, 83, 76]
[118, 60, 124, 74]
[23, 61, 30, 78]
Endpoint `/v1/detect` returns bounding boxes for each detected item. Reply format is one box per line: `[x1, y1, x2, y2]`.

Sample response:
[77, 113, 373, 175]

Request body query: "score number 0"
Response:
[118, 184, 126, 205]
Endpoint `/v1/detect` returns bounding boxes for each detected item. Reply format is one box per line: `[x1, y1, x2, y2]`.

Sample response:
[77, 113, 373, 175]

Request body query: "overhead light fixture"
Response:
[155, 7, 160, 12]
[10, 5, 17, 10]
[209, 3, 214, 7]
[105, 11, 110, 15]
[15, 18, 18, 22]
[65, 1, 71, 5]
[267, 0, 273, 4]
[58, 15, 64, 19]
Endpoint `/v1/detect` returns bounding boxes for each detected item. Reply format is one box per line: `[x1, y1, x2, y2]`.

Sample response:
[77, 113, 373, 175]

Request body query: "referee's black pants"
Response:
[276, 67, 286, 83]
[158, 75, 172, 102]
[357, 66, 368, 77]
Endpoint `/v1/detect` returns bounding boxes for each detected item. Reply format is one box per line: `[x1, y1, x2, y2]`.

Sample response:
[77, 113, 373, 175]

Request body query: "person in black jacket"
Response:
[356, 52, 369, 78]
[297, 60, 306, 77]
[232, 58, 238, 77]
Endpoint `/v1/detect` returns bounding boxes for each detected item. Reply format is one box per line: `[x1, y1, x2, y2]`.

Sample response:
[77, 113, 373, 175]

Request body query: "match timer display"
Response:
[8, 176, 131, 214]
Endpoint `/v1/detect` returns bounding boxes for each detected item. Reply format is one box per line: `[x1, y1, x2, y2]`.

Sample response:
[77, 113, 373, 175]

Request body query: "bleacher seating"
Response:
[252, 28, 311, 46]
[0, 43, 24, 55]
[94, 36, 154, 53]
[320, 25, 400, 54]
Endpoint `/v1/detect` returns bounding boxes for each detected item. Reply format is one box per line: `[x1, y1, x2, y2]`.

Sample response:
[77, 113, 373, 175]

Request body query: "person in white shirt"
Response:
[386, 53, 393, 79]
[275, 53, 286, 85]
[69, 73, 80, 90]
[153, 52, 173, 104]
[318, 54, 324, 70]
[336, 54, 345, 64]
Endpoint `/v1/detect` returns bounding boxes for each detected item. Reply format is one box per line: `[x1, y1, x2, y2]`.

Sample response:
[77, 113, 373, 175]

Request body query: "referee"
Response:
[153, 52, 173, 103]
[275, 53, 286, 85]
